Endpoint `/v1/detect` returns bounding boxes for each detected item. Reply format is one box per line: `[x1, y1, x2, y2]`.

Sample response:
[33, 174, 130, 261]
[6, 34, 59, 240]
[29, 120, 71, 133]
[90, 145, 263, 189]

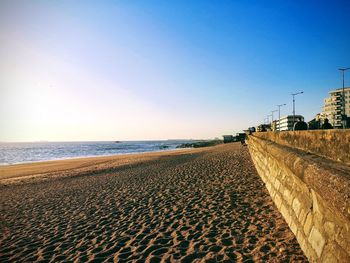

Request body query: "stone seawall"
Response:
[251, 130, 350, 165]
[247, 131, 350, 262]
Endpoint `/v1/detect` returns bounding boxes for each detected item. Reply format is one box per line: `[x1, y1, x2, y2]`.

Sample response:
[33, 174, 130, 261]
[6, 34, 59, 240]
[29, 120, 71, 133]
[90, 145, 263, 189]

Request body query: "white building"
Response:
[322, 87, 350, 128]
[277, 115, 304, 131]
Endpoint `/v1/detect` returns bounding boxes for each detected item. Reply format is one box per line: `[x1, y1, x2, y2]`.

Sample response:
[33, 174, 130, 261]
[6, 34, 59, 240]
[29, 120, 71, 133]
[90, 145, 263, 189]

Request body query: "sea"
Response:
[0, 140, 194, 166]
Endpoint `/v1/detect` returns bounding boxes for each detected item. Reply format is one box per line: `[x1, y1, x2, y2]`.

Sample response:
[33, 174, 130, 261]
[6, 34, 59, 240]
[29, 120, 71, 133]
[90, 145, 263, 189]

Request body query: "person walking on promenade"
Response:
[293, 117, 308, 131]
[321, 118, 333, 129]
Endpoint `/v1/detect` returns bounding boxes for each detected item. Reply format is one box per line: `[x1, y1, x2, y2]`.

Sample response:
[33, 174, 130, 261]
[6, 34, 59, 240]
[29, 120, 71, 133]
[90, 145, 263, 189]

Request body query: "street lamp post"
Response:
[271, 110, 278, 131]
[291, 91, 304, 127]
[271, 110, 278, 122]
[277, 104, 286, 131]
[267, 114, 272, 129]
[338, 67, 350, 129]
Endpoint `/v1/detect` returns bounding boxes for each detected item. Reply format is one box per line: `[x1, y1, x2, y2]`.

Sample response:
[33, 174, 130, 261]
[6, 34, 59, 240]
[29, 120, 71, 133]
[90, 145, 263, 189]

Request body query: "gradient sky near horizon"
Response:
[1, 0, 350, 142]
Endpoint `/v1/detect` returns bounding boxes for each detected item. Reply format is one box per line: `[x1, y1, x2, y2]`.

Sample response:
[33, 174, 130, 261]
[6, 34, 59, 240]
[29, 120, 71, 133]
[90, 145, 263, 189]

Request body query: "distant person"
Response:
[293, 117, 308, 131]
[321, 118, 333, 129]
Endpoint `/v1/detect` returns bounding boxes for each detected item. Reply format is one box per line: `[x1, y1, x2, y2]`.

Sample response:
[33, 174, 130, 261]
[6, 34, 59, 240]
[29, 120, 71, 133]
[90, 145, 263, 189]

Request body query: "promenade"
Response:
[0, 143, 307, 262]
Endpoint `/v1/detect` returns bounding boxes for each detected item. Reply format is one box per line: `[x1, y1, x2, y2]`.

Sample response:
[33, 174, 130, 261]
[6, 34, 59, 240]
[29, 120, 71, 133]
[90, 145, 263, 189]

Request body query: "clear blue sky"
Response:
[1, 0, 350, 141]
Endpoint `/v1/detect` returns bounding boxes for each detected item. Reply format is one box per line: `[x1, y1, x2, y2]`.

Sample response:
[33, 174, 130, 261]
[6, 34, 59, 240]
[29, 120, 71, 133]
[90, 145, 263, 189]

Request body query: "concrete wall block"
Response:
[298, 192, 312, 212]
[270, 187, 276, 198]
[274, 167, 286, 181]
[270, 168, 279, 181]
[291, 177, 308, 196]
[278, 184, 285, 195]
[298, 180, 310, 196]
[254, 162, 263, 173]
[290, 220, 298, 236]
[296, 230, 308, 254]
[274, 178, 281, 191]
[274, 168, 282, 179]
[274, 193, 283, 210]
[282, 188, 294, 206]
[257, 154, 264, 164]
[308, 226, 326, 258]
[263, 157, 268, 167]
[253, 153, 260, 162]
[310, 190, 325, 227]
[304, 212, 313, 236]
[263, 164, 270, 174]
[298, 208, 309, 226]
[258, 161, 267, 173]
[312, 212, 324, 232]
[266, 182, 272, 193]
[254, 165, 263, 177]
[292, 197, 302, 218]
[254, 159, 262, 169]
[280, 204, 291, 225]
[305, 246, 318, 263]
[273, 163, 281, 178]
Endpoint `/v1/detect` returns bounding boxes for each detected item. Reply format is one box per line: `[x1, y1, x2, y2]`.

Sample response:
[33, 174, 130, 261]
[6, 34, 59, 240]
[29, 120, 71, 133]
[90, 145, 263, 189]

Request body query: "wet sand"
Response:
[0, 143, 307, 262]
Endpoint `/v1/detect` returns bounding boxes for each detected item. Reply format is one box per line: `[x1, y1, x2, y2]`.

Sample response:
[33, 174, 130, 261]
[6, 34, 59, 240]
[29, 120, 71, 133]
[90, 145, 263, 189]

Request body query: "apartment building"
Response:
[322, 87, 350, 128]
[277, 115, 304, 131]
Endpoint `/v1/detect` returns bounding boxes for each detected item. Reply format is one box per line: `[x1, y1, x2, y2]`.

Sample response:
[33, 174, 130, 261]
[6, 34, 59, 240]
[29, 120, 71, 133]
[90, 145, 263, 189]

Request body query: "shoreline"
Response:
[0, 147, 205, 185]
[0, 146, 192, 167]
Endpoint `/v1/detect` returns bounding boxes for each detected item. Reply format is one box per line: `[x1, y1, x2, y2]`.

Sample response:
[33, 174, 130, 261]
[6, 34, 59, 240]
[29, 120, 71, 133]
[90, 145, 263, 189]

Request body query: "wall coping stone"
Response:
[252, 130, 350, 165]
[248, 134, 350, 222]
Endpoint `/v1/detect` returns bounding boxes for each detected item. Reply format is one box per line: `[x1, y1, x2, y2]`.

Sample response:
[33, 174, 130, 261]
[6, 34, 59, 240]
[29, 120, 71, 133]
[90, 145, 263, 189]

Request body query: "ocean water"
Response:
[0, 140, 193, 166]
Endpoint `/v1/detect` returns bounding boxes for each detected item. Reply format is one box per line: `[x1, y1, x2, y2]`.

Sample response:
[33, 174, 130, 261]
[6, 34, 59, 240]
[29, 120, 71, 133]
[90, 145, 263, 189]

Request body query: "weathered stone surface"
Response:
[292, 197, 302, 218]
[304, 212, 313, 236]
[290, 220, 298, 236]
[283, 188, 293, 205]
[274, 178, 281, 191]
[266, 181, 272, 193]
[321, 249, 338, 263]
[247, 132, 350, 262]
[324, 221, 335, 239]
[280, 204, 291, 225]
[308, 226, 326, 257]
[311, 190, 322, 215]
[248, 134, 350, 222]
[298, 208, 308, 225]
[274, 193, 283, 209]
[252, 130, 350, 165]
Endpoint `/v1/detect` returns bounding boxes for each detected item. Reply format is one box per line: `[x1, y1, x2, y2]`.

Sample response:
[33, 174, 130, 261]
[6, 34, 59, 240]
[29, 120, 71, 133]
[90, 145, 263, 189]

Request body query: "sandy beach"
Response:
[0, 143, 307, 262]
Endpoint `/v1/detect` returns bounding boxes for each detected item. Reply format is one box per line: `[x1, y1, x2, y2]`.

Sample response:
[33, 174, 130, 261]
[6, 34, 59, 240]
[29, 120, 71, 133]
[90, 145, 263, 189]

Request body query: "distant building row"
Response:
[225, 86, 350, 141]
[322, 86, 350, 128]
[269, 86, 350, 131]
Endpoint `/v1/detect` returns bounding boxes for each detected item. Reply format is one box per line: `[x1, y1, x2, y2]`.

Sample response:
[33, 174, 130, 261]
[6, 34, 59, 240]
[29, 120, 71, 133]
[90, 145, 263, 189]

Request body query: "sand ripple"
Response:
[0, 143, 307, 262]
